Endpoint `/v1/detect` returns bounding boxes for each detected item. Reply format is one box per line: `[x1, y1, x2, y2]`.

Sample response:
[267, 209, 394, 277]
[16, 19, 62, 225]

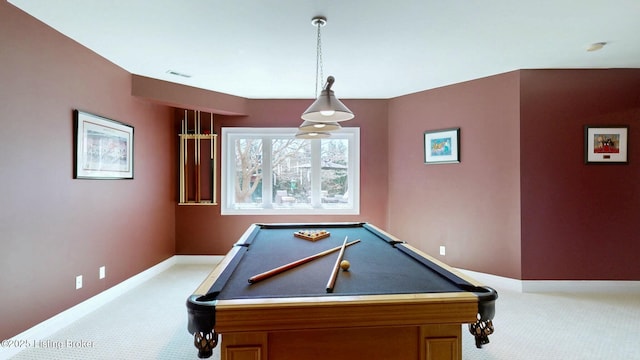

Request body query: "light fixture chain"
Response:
[315, 20, 324, 98]
[300, 16, 354, 125]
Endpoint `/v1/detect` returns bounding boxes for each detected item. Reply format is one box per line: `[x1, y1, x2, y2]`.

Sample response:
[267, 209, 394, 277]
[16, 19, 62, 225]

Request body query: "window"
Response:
[221, 127, 360, 215]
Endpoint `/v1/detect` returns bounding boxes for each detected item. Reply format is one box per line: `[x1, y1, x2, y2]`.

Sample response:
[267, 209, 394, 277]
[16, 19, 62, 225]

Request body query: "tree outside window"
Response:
[222, 128, 359, 215]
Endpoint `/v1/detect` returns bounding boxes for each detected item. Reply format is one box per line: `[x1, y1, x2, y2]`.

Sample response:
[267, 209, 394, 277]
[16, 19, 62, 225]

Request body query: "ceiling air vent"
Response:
[166, 70, 192, 78]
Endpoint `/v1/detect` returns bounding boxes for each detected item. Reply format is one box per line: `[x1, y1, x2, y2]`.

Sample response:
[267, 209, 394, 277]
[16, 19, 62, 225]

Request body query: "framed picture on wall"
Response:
[424, 127, 460, 164]
[74, 110, 134, 179]
[584, 125, 628, 164]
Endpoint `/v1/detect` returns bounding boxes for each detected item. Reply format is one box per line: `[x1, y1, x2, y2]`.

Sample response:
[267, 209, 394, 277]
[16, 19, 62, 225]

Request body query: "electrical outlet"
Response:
[99, 266, 106, 279]
[439, 246, 446, 256]
[75, 275, 83, 289]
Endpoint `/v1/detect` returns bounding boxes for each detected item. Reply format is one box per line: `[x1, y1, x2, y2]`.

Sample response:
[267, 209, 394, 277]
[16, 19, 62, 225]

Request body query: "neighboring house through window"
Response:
[221, 127, 360, 215]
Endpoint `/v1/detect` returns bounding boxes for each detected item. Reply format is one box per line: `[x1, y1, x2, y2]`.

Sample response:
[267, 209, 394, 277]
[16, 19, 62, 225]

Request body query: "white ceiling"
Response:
[9, 0, 640, 99]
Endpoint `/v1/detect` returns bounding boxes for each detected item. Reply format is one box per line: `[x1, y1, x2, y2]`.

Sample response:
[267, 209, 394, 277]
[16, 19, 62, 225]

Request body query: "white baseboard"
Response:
[174, 255, 224, 265]
[458, 268, 524, 292]
[522, 280, 640, 293]
[458, 268, 640, 294]
[0, 256, 182, 359]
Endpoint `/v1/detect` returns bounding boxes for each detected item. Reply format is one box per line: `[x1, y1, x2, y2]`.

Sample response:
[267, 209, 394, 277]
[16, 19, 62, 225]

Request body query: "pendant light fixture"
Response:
[294, 130, 332, 139]
[297, 16, 353, 138]
[299, 120, 341, 132]
[301, 75, 354, 122]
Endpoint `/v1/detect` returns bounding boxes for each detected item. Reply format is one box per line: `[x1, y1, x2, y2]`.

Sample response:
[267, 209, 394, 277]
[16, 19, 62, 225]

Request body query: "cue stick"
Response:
[184, 110, 188, 202]
[196, 111, 201, 202]
[248, 239, 361, 284]
[210, 113, 215, 204]
[179, 119, 184, 203]
[326, 236, 348, 293]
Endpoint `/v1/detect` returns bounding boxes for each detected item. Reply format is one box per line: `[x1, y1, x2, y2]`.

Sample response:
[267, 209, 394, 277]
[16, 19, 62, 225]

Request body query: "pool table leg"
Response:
[194, 330, 218, 359]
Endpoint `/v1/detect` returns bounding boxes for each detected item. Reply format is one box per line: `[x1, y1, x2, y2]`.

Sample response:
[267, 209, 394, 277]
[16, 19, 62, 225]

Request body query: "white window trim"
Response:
[221, 127, 360, 215]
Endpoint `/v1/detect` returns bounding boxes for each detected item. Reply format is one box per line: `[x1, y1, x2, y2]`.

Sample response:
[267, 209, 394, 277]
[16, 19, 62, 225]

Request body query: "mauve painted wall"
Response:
[388, 69, 640, 281]
[520, 69, 640, 280]
[175, 99, 389, 255]
[387, 73, 523, 279]
[0, 2, 175, 340]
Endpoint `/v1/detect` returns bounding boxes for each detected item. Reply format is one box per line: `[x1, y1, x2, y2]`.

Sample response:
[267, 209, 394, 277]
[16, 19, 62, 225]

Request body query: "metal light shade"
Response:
[301, 76, 354, 122]
[294, 130, 332, 139]
[299, 120, 342, 132]
[301, 89, 354, 122]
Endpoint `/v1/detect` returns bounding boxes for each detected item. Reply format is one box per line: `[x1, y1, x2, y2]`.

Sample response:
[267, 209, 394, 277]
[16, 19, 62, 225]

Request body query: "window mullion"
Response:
[262, 137, 273, 208]
[310, 139, 322, 208]
[347, 133, 356, 208]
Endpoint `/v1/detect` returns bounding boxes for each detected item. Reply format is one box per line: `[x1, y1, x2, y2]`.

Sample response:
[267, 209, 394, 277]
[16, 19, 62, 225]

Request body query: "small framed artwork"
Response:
[74, 110, 134, 179]
[424, 127, 460, 164]
[584, 125, 628, 164]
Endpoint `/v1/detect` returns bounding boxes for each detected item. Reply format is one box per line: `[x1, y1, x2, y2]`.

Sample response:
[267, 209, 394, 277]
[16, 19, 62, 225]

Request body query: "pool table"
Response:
[187, 222, 497, 360]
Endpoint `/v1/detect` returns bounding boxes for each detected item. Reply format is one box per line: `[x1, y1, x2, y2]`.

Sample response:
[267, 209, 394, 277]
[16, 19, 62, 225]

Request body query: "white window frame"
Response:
[221, 127, 360, 215]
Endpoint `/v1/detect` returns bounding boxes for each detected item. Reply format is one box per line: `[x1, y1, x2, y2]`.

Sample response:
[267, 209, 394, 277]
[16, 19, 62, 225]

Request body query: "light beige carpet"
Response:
[9, 264, 640, 360]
